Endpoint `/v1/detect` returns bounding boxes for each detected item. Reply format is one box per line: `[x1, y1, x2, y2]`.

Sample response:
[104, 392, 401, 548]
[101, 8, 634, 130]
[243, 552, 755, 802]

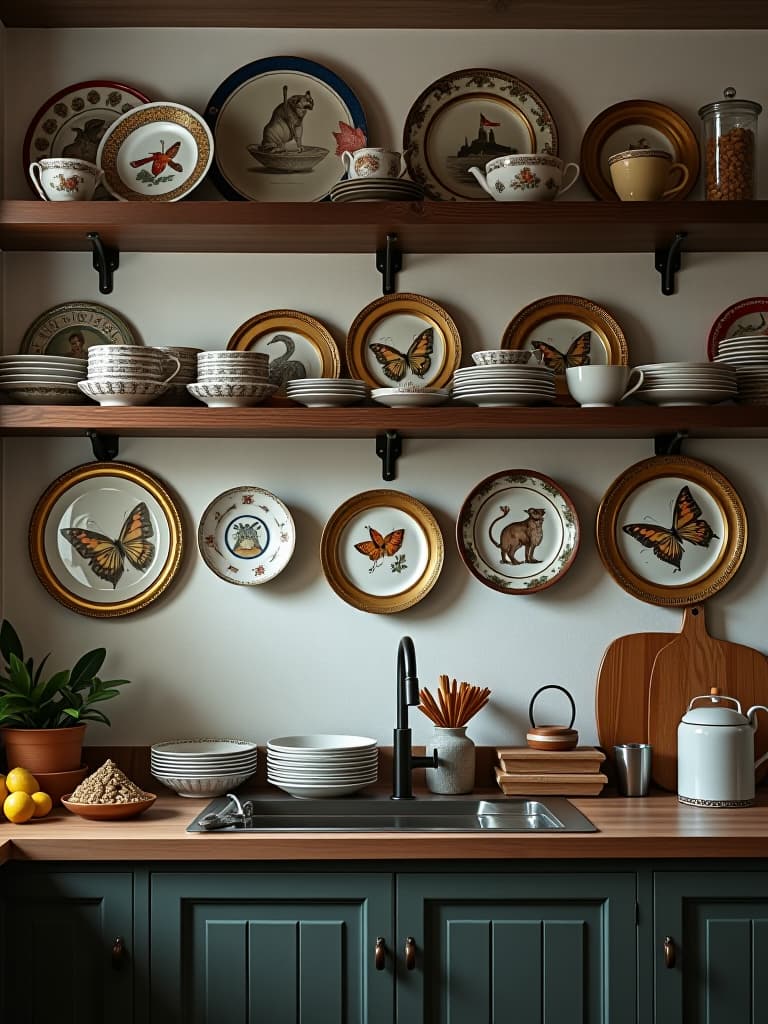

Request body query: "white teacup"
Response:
[469, 154, 580, 201]
[29, 158, 103, 201]
[341, 147, 403, 179]
[565, 365, 644, 407]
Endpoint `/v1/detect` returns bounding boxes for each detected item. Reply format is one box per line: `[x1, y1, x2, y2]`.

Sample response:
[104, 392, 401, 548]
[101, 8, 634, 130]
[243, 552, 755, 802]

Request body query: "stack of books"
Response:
[495, 746, 608, 796]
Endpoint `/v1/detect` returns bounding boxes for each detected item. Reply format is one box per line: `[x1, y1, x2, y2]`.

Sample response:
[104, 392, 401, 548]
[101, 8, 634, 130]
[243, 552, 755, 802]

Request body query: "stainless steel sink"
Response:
[187, 795, 597, 833]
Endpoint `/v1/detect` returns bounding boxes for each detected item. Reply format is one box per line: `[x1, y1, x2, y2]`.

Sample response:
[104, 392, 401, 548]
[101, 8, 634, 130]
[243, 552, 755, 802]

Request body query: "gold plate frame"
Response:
[595, 455, 747, 607]
[346, 293, 461, 390]
[501, 294, 629, 397]
[30, 462, 183, 617]
[227, 309, 341, 394]
[320, 489, 444, 614]
[580, 99, 699, 201]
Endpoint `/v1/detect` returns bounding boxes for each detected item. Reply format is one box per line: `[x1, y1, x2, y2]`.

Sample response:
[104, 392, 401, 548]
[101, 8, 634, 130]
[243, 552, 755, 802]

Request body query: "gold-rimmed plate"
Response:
[320, 489, 444, 614]
[346, 293, 461, 390]
[227, 309, 341, 394]
[580, 99, 699, 201]
[501, 294, 629, 397]
[595, 455, 747, 607]
[29, 462, 183, 617]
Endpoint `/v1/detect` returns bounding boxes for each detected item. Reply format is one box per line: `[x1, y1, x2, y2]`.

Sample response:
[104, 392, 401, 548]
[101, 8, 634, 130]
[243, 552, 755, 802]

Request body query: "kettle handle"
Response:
[747, 705, 768, 770]
[687, 694, 742, 713]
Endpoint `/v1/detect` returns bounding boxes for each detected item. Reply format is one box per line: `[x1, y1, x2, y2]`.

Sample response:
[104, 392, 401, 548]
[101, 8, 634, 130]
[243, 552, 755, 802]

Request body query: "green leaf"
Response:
[69, 648, 106, 690]
[8, 654, 32, 696]
[32, 652, 51, 687]
[86, 689, 121, 703]
[79, 708, 111, 726]
[61, 707, 82, 722]
[33, 668, 70, 704]
[0, 621, 23, 664]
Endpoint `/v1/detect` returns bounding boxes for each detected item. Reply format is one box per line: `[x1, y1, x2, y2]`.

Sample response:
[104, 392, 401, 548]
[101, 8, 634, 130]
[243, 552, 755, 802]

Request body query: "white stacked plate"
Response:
[735, 368, 768, 404]
[285, 378, 369, 407]
[371, 386, 451, 407]
[0, 354, 88, 404]
[330, 177, 425, 202]
[714, 336, 768, 369]
[267, 734, 378, 798]
[634, 362, 737, 406]
[451, 365, 556, 407]
[189, 350, 275, 407]
[151, 738, 258, 797]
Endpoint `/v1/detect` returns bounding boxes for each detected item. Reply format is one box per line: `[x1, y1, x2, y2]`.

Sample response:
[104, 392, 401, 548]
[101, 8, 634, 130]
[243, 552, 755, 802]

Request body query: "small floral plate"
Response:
[197, 486, 296, 586]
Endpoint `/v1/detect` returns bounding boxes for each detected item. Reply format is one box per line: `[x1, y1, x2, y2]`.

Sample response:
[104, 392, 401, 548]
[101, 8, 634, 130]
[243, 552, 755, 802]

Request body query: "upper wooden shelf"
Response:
[1, 0, 765, 29]
[2, 201, 768, 255]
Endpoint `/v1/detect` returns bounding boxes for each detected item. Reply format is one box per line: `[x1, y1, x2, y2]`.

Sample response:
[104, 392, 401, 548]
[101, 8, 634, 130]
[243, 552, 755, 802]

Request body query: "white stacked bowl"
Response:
[151, 738, 259, 797]
[188, 350, 275, 406]
[81, 344, 181, 406]
[267, 734, 378, 798]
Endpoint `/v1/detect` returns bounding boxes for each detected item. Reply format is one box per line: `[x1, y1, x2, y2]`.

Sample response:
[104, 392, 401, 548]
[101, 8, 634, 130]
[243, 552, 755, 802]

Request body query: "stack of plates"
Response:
[330, 177, 424, 202]
[285, 378, 369, 407]
[371, 386, 450, 407]
[714, 337, 768, 403]
[0, 354, 87, 405]
[451, 365, 556, 407]
[188, 350, 275, 407]
[267, 734, 378, 798]
[634, 362, 737, 406]
[151, 738, 259, 798]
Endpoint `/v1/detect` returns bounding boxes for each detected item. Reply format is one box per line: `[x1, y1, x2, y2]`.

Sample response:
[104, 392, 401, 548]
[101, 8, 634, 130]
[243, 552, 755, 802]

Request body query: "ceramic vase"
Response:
[425, 726, 475, 794]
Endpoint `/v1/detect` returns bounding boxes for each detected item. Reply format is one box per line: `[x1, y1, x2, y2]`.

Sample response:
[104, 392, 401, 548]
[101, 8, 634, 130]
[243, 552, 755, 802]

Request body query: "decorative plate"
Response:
[29, 462, 183, 618]
[501, 294, 629, 397]
[227, 309, 341, 393]
[456, 470, 580, 594]
[204, 56, 367, 202]
[580, 99, 699, 201]
[23, 79, 151, 200]
[707, 297, 768, 359]
[20, 301, 137, 356]
[595, 455, 747, 607]
[197, 486, 296, 586]
[402, 67, 558, 201]
[320, 490, 444, 614]
[97, 102, 213, 202]
[345, 293, 461, 390]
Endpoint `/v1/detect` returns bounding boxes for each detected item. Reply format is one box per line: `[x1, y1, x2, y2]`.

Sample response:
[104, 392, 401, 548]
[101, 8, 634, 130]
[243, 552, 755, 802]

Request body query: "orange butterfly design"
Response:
[129, 140, 182, 177]
[369, 328, 433, 382]
[622, 486, 717, 572]
[532, 331, 592, 374]
[60, 502, 155, 589]
[354, 526, 405, 573]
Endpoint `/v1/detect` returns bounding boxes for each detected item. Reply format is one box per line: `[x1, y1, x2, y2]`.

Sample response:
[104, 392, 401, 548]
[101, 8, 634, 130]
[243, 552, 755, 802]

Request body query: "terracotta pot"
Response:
[1, 724, 87, 773]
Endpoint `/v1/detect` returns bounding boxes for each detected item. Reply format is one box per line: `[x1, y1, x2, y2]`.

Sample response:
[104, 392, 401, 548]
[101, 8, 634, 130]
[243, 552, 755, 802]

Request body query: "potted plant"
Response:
[0, 619, 130, 773]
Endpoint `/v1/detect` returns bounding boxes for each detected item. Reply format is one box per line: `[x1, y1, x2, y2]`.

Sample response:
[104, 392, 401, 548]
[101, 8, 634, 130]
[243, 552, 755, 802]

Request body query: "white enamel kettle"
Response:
[677, 687, 768, 807]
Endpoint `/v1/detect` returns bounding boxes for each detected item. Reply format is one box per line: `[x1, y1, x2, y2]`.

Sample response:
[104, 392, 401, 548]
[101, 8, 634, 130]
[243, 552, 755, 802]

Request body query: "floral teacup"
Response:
[28, 158, 103, 201]
[469, 155, 580, 201]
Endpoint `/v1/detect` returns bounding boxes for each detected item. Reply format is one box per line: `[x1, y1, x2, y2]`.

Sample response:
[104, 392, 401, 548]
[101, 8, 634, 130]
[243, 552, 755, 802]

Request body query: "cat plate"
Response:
[456, 470, 580, 595]
[204, 56, 367, 202]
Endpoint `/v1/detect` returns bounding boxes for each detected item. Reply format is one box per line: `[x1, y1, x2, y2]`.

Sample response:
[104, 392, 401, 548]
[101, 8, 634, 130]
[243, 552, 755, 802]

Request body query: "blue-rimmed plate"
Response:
[204, 56, 367, 202]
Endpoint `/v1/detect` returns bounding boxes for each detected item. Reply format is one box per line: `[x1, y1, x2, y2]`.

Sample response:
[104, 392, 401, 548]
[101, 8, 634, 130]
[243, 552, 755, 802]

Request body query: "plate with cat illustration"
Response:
[457, 470, 580, 595]
[204, 56, 367, 202]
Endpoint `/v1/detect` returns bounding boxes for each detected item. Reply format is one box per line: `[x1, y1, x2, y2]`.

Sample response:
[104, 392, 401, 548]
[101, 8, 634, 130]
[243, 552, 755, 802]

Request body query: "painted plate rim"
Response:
[707, 297, 768, 359]
[20, 300, 138, 355]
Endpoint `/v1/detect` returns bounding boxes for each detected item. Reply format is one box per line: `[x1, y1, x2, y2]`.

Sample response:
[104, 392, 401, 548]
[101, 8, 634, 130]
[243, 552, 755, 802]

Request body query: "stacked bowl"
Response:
[0, 353, 87, 404]
[267, 734, 378, 798]
[634, 362, 737, 406]
[79, 344, 181, 406]
[151, 738, 259, 797]
[285, 377, 369, 407]
[188, 350, 276, 407]
[452, 362, 556, 406]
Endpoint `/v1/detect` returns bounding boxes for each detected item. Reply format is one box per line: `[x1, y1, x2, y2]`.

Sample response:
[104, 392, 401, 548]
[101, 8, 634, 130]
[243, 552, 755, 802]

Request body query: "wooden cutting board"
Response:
[647, 604, 768, 791]
[595, 630, 674, 762]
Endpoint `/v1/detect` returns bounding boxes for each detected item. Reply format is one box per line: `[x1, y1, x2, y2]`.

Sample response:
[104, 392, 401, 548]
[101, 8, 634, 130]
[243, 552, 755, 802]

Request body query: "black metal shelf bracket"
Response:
[654, 231, 687, 296]
[87, 430, 120, 462]
[376, 430, 402, 481]
[654, 431, 687, 456]
[375, 233, 402, 295]
[88, 231, 120, 294]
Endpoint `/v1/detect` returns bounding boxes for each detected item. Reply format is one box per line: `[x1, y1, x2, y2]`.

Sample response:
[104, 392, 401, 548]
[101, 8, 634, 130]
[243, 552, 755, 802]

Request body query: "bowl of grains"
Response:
[61, 758, 156, 820]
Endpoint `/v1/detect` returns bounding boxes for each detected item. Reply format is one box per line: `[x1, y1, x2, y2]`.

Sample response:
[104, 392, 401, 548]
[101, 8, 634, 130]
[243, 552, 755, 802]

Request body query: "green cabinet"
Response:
[396, 872, 637, 1024]
[654, 871, 768, 1024]
[0, 868, 134, 1024]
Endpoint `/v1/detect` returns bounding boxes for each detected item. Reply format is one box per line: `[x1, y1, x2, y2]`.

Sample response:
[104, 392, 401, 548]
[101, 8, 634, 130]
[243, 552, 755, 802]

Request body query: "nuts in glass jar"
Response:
[705, 125, 755, 200]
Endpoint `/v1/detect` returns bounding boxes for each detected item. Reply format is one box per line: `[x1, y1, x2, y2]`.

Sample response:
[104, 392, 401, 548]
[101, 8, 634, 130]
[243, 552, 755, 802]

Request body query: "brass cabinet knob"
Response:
[663, 935, 676, 969]
[375, 936, 386, 970]
[405, 936, 416, 970]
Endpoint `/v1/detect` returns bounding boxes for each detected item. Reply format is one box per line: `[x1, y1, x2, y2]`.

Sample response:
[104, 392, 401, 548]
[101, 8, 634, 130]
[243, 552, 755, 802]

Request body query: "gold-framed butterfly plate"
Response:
[29, 462, 183, 617]
[501, 294, 629, 398]
[197, 486, 296, 586]
[457, 470, 580, 595]
[320, 490, 444, 614]
[21, 301, 137, 356]
[595, 455, 747, 607]
[227, 310, 341, 395]
[345, 293, 461, 390]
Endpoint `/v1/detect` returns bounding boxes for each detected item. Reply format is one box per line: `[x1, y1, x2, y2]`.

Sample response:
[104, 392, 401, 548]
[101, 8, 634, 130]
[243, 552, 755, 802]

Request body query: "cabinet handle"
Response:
[663, 936, 676, 969]
[405, 936, 416, 970]
[112, 936, 126, 969]
[375, 936, 386, 970]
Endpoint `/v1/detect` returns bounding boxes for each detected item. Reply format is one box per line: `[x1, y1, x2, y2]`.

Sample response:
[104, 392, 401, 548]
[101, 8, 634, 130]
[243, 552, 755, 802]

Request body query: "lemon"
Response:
[3, 791, 35, 823]
[0, 775, 7, 804]
[5, 767, 39, 795]
[30, 791, 53, 818]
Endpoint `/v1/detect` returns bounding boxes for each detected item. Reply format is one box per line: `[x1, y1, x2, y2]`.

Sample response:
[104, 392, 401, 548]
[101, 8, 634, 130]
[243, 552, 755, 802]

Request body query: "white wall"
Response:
[2, 28, 767, 749]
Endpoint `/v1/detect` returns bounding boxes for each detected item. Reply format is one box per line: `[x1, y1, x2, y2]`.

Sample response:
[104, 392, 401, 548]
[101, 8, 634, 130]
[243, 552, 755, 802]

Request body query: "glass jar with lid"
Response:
[698, 87, 762, 200]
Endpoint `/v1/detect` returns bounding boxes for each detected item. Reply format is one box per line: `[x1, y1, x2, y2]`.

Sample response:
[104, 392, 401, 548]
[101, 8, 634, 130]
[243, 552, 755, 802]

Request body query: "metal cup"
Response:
[613, 743, 652, 796]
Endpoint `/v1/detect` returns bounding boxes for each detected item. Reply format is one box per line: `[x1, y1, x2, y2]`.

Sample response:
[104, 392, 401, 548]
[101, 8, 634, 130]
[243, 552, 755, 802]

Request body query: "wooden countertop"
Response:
[2, 790, 768, 862]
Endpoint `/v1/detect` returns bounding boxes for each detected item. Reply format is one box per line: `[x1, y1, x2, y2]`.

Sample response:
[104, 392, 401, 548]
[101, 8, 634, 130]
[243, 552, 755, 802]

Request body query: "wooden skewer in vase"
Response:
[418, 674, 491, 728]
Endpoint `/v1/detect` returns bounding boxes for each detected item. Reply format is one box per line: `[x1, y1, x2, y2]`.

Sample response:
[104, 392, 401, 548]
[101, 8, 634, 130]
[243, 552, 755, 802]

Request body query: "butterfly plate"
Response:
[29, 462, 183, 617]
[595, 454, 747, 606]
